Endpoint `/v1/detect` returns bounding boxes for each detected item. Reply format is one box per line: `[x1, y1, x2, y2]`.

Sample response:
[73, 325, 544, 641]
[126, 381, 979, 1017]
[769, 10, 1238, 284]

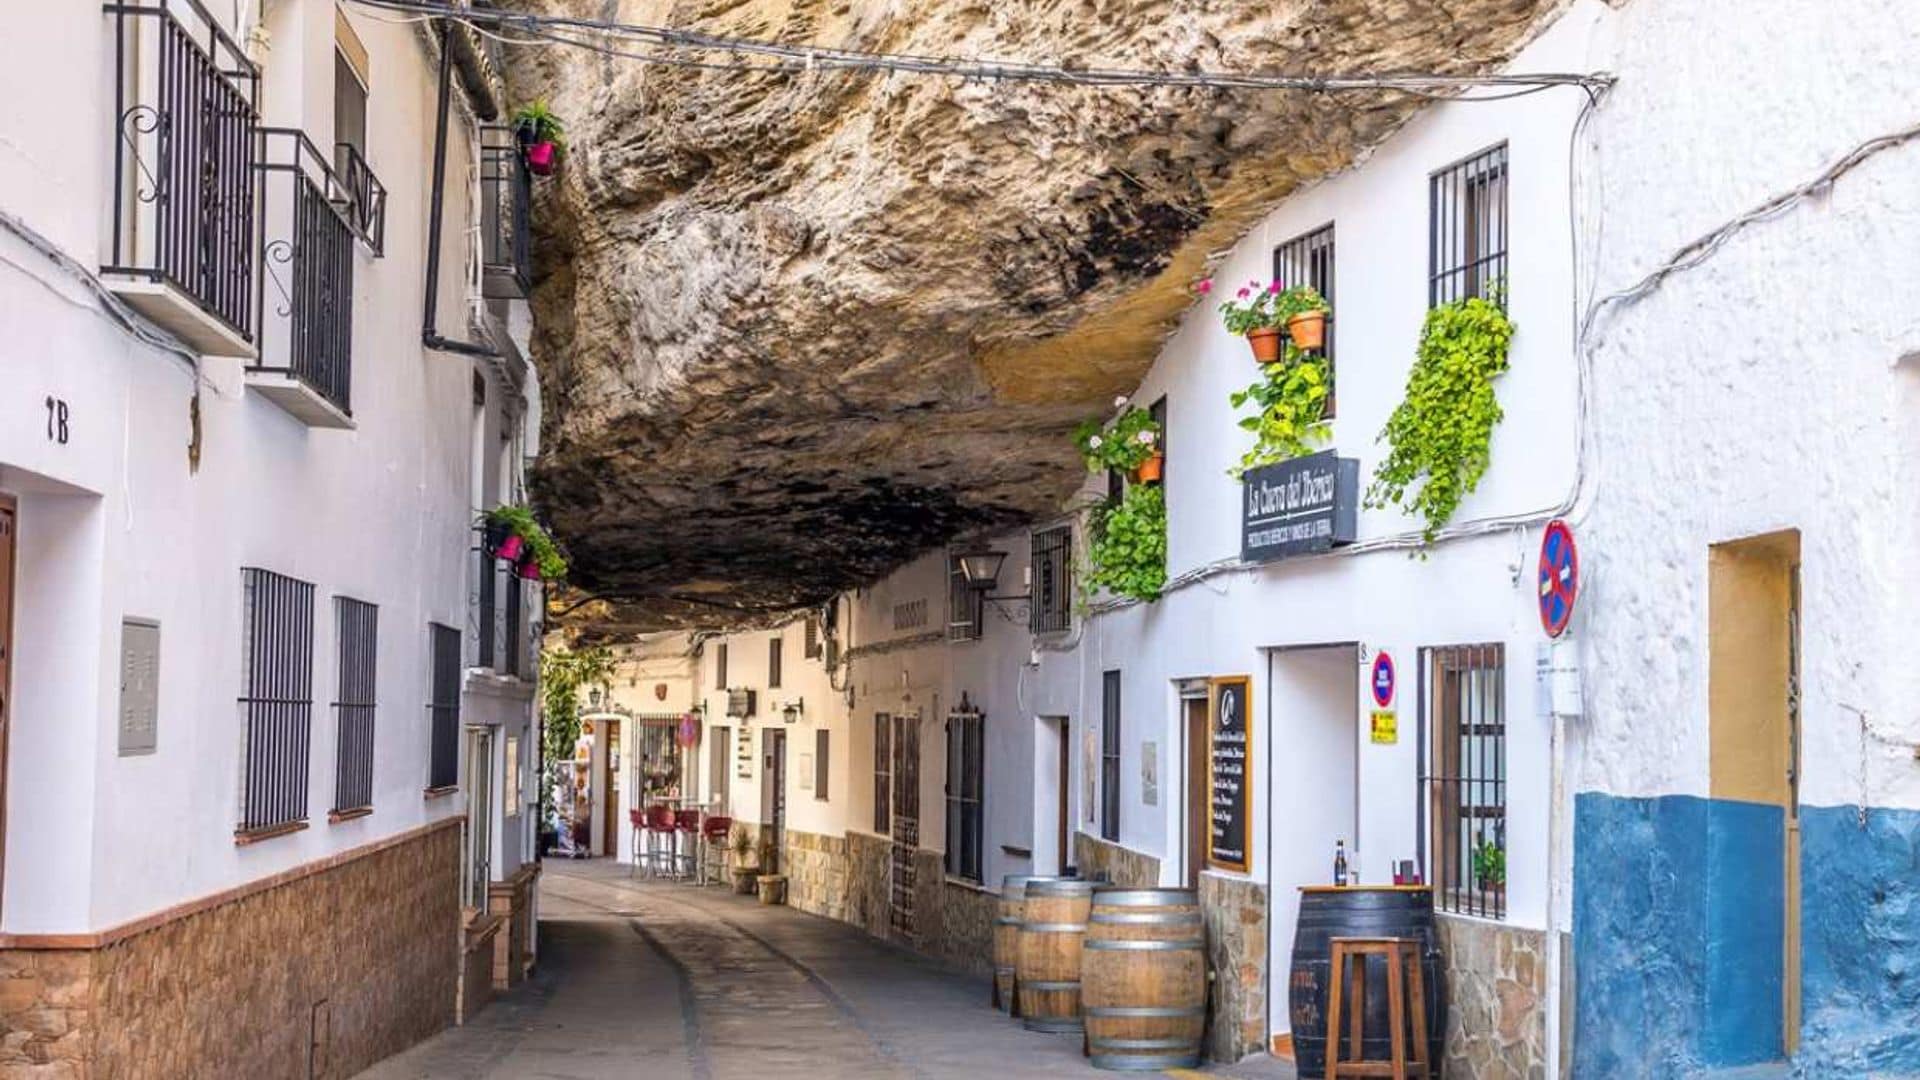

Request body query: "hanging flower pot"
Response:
[1287, 309, 1327, 352]
[482, 518, 514, 557]
[515, 549, 543, 580]
[1133, 452, 1164, 485]
[1246, 327, 1284, 364]
[525, 141, 557, 176]
[495, 532, 526, 563]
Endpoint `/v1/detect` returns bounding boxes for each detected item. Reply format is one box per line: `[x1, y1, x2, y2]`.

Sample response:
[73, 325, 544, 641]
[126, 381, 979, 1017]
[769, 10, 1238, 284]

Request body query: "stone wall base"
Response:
[1072, 832, 1160, 886]
[1435, 913, 1548, 1079]
[487, 863, 540, 990]
[0, 819, 461, 1079]
[1199, 871, 1269, 1064]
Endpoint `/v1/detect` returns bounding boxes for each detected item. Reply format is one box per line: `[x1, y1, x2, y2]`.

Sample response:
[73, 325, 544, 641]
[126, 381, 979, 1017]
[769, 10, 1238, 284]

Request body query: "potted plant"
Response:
[512, 99, 565, 177]
[1083, 481, 1167, 603]
[728, 825, 759, 895]
[1273, 284, 1330, 352]
[1211, 278, 1284, 363]
[481, 505, 536, 562]
[1472, 839, 1506, 897]
[1074, 399, 1161, 479]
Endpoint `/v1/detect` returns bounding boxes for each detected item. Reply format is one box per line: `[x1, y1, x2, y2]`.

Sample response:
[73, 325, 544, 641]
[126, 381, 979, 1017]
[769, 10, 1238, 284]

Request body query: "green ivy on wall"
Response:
[1366, 295, 1516, 542]
[538, 645, 616, 819]
[1229, 347, 1331, 475]
[1084, 482, 1167, 603]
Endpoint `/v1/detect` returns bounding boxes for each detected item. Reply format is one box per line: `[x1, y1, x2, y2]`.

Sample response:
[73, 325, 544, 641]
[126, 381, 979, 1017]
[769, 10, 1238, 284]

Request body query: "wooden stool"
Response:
[1324, 936, 1430, 1079]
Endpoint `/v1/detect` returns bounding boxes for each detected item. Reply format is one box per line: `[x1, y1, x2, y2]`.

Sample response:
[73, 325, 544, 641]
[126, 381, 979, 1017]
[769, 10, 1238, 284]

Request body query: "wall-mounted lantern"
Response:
[955, 546, 1030, 620]
[782, 699, 804, 725]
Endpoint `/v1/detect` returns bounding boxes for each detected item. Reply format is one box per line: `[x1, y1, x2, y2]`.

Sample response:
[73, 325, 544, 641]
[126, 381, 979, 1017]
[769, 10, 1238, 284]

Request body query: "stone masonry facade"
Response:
[1072, 832, 1160, 886]
[1199, 871, 1269, 1064]
[784, 828, 851, 923]
[0, 820, 460, 1079]
[1435, 915, 1548, 1080]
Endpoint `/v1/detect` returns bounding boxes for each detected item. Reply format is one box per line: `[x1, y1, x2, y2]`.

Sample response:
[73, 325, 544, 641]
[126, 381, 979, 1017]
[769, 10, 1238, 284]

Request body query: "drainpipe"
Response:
[423, 18, 498, 359]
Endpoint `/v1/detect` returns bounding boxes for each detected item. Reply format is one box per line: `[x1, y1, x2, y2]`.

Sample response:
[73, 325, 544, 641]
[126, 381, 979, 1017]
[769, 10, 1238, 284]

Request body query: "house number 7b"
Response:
[45, 396, 69, 444]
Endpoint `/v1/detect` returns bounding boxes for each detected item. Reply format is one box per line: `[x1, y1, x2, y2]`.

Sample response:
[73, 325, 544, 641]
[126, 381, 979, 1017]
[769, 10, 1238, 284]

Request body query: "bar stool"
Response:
[673, 809, 702, 880]
[643, 805, 678, 879]
[699, 815, 733, 885]
[627, 809, 646, 877]
[1324, 937, 1430, 1080]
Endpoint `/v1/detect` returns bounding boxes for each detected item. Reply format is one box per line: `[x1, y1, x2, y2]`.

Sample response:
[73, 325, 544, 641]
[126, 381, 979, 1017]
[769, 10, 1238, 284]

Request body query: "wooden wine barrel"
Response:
[1082, 887, 1207, 1071]
[995, 875, 1048, 1015]
[1017, 878, 1095, 1032]
[1287, 886, 1445, 1076]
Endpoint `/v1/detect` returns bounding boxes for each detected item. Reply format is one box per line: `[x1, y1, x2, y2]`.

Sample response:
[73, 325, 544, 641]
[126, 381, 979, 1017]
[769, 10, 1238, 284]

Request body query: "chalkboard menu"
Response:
[1207, 675, 1253, 872]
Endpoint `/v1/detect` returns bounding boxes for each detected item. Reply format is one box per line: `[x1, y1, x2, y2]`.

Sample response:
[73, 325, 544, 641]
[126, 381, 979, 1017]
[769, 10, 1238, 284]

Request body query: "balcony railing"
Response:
[332, 142, 388, 256]
[470, 536, 534, 679]
[479, 126, 531, 299]
[252, 128, 356, 424]
[104, 0, 259, 355]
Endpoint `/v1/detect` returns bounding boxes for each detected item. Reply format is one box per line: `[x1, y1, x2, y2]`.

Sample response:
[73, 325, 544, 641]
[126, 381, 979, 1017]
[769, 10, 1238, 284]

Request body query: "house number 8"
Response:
[45, 396, 69, 444]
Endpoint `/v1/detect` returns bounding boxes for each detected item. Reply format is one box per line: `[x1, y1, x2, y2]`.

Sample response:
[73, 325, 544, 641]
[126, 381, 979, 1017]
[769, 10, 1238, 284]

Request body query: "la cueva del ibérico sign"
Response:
[1240, 451, 1359, 563]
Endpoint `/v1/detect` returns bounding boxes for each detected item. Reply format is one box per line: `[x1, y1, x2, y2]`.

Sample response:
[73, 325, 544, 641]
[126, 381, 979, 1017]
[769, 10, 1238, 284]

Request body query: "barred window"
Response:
[1419, 643, 1506, 919]
[1274, 222, 1336, 414]
[805, 615, 822, 659]
[873, 714, 892, 833]
[1030, 527, 1072, 634]
[238, 568, 316, 836]
[332, 596, 378, 815]
[814, 728, 830, 801]
[768, 636, 783, 689]
[947, 554, 983, 642]
[1101, 670, 1121, 842]
[1430, 145, 1508, 307]
[945, 706, 984, 883]
[428, 623, 461, 791]
[715, 642, 728, 690]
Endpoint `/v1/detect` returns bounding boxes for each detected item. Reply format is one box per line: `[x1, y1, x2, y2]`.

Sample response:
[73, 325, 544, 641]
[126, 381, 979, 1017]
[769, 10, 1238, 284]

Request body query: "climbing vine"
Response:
[1228, 346, 1331, 475]
[538, 645, 616, 818]
[1084, 482, 1167, 603]
[1365, 295, 1516, 542]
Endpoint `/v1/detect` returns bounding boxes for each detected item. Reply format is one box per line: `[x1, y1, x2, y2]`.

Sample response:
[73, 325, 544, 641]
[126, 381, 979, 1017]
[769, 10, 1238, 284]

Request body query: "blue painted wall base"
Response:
[1573, 794, 1920, 1078]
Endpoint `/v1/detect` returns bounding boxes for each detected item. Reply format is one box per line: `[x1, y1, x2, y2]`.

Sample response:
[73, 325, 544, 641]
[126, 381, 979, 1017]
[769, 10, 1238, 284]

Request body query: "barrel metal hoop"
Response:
[1086, 1005, 1207, 1019]
[994, 966, 1016, 976]
[1022, 979, 1082, 991]
[1090, 1051, 1202, 1070]
[1083, 939, 1206, 952]
[994, 917, 1022, 926]
[1088, 1037, 1201, 1050]
[1092, 889, 1199, 907]
[1022, 1016, 1086, 1033]
[1028, 881, 1096, 896]
[1022, 922, 1088, 934]
[1090, 911, 1203, 926]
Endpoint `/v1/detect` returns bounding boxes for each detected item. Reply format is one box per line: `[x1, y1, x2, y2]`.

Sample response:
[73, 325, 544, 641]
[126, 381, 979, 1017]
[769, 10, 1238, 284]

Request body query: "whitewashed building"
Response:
[674, 1, 1920, 1076]
[0, 1, 545, 1072]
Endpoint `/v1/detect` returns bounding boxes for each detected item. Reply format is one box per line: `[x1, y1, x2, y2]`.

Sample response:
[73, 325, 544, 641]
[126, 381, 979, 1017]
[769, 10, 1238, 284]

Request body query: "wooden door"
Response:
[763, 729, 787, 873]
[0, 496, 14, 911]
[1056, 718, 1070, 876]
[890, 713, 920, 942]
[709, 726, 730, 816]
[601, 719, 621, 857]
[1184, 696, 1208, 889]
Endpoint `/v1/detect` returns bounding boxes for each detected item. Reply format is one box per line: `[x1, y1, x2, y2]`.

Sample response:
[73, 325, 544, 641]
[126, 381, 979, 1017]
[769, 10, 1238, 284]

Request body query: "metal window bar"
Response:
[873, 714, 892, 834]
[479, 125, 532, 299]
[255, 128, 356, 415]
[105, 0, 259, 344]
[1101, 670, 1121, 842]
[237, 568, 315, 833]
[1274, 223, 1336, 414]
[503, 570, 523, 678]
[947, 556, 983, 642]
[1418, 643, 1506, 919]
[332, 596, 378, 813]
[945, 710, 985, 882]
[1029, 527, 1072, 634]
[428, 623, 462, 790]
[332, 141, 387, 256]
[475, 544, 497, 670]
[1429, 145, 1509, 308]
[768, 637, 783, 689]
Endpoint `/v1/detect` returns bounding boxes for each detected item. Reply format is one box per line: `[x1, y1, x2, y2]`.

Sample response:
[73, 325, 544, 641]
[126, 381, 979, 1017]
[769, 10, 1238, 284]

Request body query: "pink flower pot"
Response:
[515, 553, 542, 581]
[495, 533, 525, 562]
[526, 141, 557, 176]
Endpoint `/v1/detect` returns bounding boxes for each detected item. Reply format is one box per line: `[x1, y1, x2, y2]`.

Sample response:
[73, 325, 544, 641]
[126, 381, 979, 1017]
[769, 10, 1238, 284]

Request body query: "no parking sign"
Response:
[1539, 520, 1579, 638]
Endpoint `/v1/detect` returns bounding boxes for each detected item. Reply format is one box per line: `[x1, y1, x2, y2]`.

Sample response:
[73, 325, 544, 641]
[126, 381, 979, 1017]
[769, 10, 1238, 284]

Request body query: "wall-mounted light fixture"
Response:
[955, 546, 1030, 621]
[782, 699, 804, 725]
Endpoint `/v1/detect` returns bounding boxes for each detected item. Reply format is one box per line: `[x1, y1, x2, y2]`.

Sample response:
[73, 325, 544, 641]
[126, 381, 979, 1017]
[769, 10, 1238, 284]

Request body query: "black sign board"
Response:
[1240, 451, 1359, 563]
[1207, 675, 1253, 873]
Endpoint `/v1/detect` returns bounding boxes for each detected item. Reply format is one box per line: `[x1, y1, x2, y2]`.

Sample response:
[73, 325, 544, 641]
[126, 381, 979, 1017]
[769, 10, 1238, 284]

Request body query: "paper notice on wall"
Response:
[1370, 709, 1398, 745]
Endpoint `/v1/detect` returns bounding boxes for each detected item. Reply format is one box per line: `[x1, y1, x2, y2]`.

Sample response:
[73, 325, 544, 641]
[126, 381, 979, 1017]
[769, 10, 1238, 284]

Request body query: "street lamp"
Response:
[954, 547, 1029, 620]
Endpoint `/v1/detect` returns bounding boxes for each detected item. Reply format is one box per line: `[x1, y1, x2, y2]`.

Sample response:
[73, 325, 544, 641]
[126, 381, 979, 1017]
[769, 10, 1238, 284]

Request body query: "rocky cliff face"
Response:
[509, 0, 1558, 633]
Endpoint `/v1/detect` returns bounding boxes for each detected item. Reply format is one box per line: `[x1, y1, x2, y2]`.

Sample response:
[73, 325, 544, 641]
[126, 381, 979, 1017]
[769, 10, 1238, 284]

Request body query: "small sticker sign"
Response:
[1370, 652, 1396, 708]
[1370, 709, 1398, 745]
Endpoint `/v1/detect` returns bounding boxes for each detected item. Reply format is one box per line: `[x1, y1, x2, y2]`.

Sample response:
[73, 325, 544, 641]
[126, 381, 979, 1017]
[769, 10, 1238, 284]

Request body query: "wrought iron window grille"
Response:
[1417, 642, 1507, 920]
[1429, 144, 1509, 308]
[1273, 223, 1336, 415]
[945, 702, 985, 883]
[427, 623, 462, 790]
[332, 597, 378, 815]
[1029, 527, 1073, 635]
[238, 568, 316, 834]
[479, 125, 532, 299]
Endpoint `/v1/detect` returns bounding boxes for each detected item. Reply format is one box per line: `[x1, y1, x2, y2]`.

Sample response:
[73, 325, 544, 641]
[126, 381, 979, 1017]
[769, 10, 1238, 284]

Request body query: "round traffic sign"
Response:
[1370, 652, 1396, 708]
[1539, 519, 1579, 638]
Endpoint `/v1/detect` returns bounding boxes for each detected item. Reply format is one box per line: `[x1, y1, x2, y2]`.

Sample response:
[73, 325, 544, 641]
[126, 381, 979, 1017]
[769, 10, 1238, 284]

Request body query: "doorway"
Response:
[1708, 530, 1801, 1061]
[1035, 716, 1071, 876]
[709, 725, 731, 816]
[1181, 690, 1209, 889]
[0, 495, 14, 913]
[889, 712, 921, 942]
[762, 728, 787, 873]
[463, 727, 494, 908]
[600, 719, 621, 858]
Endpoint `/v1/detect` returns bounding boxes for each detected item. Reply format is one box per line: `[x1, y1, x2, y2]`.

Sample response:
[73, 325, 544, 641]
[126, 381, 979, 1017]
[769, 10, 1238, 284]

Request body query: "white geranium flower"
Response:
[1137, 430, 1155, 445]
[1113, 395, 1129, 409]
[1088, 435, 1103, 449]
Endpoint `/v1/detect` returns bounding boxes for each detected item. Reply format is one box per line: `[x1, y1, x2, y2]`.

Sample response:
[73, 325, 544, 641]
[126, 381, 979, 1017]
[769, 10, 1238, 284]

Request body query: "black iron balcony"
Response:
[103, 0, 259, 357]
[470, 534, 533, 679]
[480, 125, 532, 299]
[332, 142, 388, 256]
[250, 128, 356, 427]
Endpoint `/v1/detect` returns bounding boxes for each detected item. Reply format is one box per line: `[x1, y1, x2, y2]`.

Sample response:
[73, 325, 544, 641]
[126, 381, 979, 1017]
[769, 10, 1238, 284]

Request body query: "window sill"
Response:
[423, 785, 459, 800]
[944, 875, 991, 894]
[234, 820, 310, 846]
[328, 806, 373, 824]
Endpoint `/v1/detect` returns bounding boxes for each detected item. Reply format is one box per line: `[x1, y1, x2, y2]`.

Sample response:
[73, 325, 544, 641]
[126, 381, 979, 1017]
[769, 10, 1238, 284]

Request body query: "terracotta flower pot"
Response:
[1287, 309, 1327, 351]
[1133, 452, 1164, 485]
[525, 141, 557, 176]
[1246, 326, 1284, 363]
[732, 868, 758, 895]
[495, 533, 525, 563]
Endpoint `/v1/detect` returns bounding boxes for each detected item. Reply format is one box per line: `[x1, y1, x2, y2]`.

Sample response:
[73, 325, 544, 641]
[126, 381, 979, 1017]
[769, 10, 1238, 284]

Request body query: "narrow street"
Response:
[359, 860, 1294, 1080]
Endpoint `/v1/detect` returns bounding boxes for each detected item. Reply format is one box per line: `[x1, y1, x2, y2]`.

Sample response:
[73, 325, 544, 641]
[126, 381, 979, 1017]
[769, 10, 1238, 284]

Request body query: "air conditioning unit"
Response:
[726, 688, 757, 719]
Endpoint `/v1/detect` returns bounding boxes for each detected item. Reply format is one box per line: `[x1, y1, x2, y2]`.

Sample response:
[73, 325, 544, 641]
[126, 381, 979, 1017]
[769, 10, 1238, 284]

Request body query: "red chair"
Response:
[627, 809, 646, 877]
[700, 815, 733, 886]
[643, 804, 678, 879]
[674, 809, 702, 880]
